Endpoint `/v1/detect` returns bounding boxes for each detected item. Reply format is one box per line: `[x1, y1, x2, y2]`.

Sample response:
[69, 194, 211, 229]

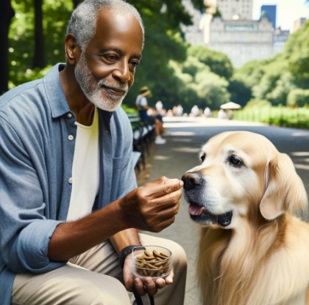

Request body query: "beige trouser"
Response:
[11, 233, 187, 305]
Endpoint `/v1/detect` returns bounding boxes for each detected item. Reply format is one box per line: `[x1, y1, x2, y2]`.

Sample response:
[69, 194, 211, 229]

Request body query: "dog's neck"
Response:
[198, 214, 288, 305]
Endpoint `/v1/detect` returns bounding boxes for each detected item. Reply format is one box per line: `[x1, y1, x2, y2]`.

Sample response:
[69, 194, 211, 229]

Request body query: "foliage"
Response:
[244, 98, 272, 109]
[187, 45, 234, 80]
[227, 76, 252, 107]
[4, 0, 309, 119]
[287, 89, 309, 107]
[284, 20, 309, 88]
[234, 106, 309, 129]
[235, 21, 309, 108]
[8, 0, 72, 87]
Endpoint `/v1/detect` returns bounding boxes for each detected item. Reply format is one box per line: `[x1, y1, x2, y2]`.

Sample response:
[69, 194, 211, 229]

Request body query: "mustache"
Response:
[98, 80, 128, 92]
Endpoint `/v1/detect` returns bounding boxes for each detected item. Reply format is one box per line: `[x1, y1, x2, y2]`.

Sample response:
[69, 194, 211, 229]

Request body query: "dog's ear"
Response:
[259, 152, 308, 220]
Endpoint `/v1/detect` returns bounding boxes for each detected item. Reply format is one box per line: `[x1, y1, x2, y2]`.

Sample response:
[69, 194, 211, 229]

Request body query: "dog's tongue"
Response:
[188, 204, 205, 216]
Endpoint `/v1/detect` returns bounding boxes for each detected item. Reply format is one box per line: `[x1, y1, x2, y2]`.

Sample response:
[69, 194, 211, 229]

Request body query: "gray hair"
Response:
[66, 0, 144, 51]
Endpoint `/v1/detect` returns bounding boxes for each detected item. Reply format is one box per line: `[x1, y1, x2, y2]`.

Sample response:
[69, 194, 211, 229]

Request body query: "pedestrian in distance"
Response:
[135, 86, 166, 144]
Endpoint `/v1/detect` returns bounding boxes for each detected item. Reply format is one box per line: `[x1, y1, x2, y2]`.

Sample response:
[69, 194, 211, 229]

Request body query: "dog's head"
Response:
[182, 131, 308, 229]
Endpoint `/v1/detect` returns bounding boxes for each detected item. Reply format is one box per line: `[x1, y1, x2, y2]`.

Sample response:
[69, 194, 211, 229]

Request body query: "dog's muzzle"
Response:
[181, 172, 233, 227]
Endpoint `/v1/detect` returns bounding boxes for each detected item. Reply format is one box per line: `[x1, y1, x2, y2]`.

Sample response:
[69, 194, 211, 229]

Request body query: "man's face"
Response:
[75, 9, 143, 111]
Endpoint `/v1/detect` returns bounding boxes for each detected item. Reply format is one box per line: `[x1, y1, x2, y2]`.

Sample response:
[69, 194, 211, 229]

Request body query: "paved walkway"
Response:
[136, 116, 309, 305]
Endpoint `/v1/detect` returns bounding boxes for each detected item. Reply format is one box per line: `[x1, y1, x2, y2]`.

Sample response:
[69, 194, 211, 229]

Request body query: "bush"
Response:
[244, 99, 271, 109]
[287, 89, 309, 107]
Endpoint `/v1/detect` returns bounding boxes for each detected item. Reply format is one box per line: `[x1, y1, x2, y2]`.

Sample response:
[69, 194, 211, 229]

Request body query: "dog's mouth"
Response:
[188, 203, 233, 227]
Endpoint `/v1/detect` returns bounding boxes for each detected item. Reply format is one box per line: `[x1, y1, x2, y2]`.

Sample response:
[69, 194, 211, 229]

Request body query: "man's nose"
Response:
[113, 60, 131, 82]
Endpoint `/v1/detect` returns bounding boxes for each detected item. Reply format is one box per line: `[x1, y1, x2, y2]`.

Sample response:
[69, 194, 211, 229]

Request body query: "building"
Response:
[181, 0, 296, 67]
[292, 17, 307, 32]
[208, 17, 274, 67]
[261, 5, 276, 29]
[273, 27, 290, 54]
[216, 0, 252, 20]
[181, 0, 205, 45]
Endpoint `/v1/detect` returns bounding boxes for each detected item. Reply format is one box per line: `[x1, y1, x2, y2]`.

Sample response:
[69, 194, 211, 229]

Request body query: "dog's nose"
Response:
[181, 172, 204, 191]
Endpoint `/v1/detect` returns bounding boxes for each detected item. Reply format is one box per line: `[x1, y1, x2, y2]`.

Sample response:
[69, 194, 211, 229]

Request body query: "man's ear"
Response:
[64, 34, 80, 65]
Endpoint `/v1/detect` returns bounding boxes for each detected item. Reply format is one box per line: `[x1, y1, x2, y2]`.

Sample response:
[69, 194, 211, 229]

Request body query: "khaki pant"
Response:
[11, 234, 187, 305]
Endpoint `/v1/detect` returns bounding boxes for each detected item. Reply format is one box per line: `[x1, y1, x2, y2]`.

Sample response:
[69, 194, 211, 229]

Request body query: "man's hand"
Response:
[123, 253, 173, 296]
[120, 176, 183, 232]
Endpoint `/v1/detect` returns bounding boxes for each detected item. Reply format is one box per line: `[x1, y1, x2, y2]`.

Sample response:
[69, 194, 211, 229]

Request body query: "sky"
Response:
[252, 0, 309, 31]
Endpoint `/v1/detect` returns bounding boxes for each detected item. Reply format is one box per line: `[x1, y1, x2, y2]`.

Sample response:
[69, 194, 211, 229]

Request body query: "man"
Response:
[0, 1, 187, 304]
[135, 86, 166, 144]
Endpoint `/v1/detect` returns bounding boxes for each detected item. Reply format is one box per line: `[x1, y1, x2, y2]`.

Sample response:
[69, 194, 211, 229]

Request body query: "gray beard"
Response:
[74, 54, 125, 112]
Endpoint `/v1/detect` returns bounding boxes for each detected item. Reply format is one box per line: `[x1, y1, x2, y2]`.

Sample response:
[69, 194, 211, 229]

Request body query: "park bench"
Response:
[127, 113, 155, 172]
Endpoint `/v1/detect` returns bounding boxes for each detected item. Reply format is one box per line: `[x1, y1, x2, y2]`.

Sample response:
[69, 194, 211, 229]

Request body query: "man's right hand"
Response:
[120, 176, 183, 232]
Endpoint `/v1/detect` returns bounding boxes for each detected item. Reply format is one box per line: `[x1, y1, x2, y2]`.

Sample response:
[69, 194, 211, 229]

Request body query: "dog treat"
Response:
[134, 249, 170, 277]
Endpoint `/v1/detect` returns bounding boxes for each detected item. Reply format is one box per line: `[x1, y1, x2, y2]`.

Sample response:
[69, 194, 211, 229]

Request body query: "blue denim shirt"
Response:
[0, 64, 137, 304]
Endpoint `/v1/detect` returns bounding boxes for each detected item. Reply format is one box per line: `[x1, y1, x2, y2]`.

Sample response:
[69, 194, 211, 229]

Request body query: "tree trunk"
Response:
[0, 0, 15, 94]
[72, 0, 80, 8]
[33, 0, 44, 68]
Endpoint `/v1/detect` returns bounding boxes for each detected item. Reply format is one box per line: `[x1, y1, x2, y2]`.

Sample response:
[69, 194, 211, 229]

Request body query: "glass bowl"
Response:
[132, 245, 172, 279]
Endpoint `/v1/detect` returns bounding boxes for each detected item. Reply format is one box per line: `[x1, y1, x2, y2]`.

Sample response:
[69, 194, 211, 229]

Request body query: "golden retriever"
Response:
[181, 131, 309, 305]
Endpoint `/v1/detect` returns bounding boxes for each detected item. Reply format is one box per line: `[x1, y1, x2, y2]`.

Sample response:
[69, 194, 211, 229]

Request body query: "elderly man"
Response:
[0, 1, 187, 304]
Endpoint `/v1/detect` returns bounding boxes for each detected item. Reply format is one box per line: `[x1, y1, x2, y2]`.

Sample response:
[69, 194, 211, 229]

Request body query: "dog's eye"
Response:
[200, 153, 206, 162]
[228, 155, 243, 167]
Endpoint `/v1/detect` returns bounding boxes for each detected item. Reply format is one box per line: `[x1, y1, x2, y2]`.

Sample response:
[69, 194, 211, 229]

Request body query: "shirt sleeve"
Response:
[140, 97, 147, 107]
[0, 116, 65, 273]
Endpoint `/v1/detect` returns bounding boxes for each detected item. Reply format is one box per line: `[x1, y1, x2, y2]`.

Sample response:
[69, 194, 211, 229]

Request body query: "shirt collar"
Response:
[44, 64, 115, 124]
[43, 63, 71, 119]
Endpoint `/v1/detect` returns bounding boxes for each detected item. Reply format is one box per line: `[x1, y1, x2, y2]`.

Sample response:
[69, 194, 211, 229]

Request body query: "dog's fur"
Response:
[182, 131, 309, 305]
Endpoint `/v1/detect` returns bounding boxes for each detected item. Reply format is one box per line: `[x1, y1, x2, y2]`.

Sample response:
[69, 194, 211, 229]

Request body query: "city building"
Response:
[181, 0, 205, 45]
[292, 17, 307, 32]
[181, 0, 305, 67]
[261, 5, 276, 29]
[208, 16, 274, 67]
[273, 27, 290, 54]
[216, 0, 252, 20]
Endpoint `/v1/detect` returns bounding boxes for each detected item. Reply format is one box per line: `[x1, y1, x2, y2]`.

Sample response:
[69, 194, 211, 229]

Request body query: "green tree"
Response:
[287, 89, 309, 107]
[124, 0, 205, 109]
[228, 76, 251, 107]
[284, 20, 309, 89]
[34, 0, 44, 68]
[187, 45, 234, 80]
[0, 0, 15, 93]
[4, 0, 205, 105]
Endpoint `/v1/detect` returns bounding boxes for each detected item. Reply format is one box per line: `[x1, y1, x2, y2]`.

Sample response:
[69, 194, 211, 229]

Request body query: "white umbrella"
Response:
[220, 101, 241, 110]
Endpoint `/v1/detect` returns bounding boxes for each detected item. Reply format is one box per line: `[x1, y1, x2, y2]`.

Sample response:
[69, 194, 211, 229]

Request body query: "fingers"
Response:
[134, 277, 156, 296]
[121, 177, 183, 232]
[133, 276, 172, 296]
[149, 177, 183, 198]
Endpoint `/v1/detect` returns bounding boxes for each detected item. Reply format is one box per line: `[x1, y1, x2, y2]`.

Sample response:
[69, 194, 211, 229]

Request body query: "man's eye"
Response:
[130, 60, 140, 70]
[102, 54, 118, 62]
[228, 155, 243, 167]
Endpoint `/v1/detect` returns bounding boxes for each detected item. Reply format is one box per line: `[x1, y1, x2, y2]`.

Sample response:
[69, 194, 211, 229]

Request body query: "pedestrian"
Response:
[135, 86, 166, 144]
[0, 1, 187, 305]
[155, 100, 164, 116]
[204, 107, 212, 118]
[190, 105, 200, 117]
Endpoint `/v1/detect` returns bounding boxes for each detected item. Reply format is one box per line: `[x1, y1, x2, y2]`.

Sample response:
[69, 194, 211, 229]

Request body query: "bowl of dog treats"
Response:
[132, 246, 172, 279]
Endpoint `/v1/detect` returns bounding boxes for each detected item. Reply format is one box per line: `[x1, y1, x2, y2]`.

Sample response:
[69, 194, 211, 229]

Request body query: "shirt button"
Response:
[67, 113, 72, 118]
[68, 177, 73, 184]
[68, 135, 74, 141]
